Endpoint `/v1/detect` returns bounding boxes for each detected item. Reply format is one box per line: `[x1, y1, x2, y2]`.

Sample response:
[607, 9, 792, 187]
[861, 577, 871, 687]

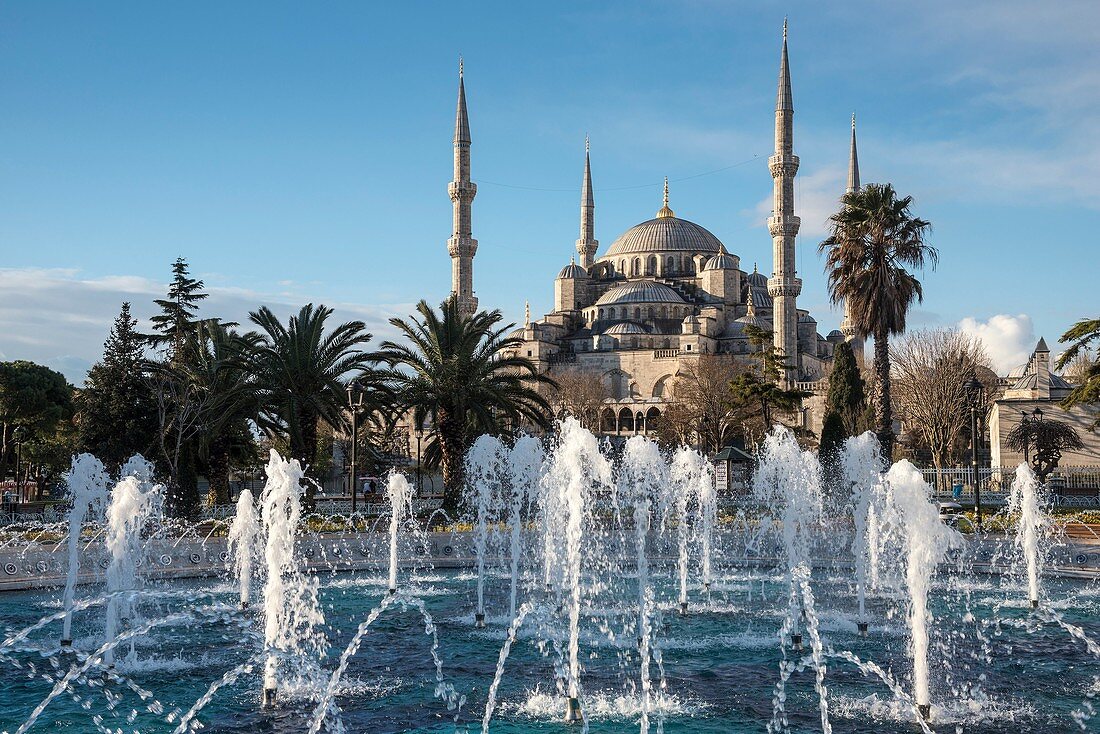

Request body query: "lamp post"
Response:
[345, 380, 365, 515]
[965, 377, 985, 531]
[12, 426, 27, 503]
[1020, 410, 1032, 464]
[414, 425, 424, 497]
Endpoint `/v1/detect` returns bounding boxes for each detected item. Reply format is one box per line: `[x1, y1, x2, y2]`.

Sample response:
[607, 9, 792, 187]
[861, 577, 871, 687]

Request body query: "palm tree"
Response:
[820, 183, 936, 460]
[247, 304, 375, 505]
[176, 322, 263, 506]
[374, 297, 556, 516]
[1056, 318, 1100, 428]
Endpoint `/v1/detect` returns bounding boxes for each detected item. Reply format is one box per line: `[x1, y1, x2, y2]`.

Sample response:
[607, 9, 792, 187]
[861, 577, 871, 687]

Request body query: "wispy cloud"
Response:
[0, 268, 411, 384]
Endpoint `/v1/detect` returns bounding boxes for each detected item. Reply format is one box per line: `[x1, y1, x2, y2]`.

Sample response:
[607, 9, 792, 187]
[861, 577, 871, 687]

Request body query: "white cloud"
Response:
[752, 165, 845, 240]
[0, 268, 411, 385]
[957, 313, 1036, 374]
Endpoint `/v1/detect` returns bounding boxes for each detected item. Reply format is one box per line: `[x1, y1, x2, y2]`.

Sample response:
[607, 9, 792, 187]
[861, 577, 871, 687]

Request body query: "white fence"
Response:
[921, 466, 1100, 507]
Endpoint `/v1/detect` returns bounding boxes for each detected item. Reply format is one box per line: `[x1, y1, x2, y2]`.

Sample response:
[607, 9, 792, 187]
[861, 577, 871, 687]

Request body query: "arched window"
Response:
[660, 306, 667, 320]
[645, 408, 661, 434]
[648, 307, 655, 320]
[601, 408, 616, 433]
[634, 307, 641, 320]
[667, 256, 675, 274]
[618, 408, 634, 433]
[646, 255, 657, 275]
[632, 257, 641, 276]
[608, 307, 616, 320]
[598, 308, 604, 320]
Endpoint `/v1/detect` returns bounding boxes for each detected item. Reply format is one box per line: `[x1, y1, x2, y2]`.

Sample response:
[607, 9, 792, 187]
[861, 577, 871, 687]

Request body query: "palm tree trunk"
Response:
[873, 326, 894, 461]
[206, 436, 231, 507]
[437, 409, 465, 518]
[298, 410, 319, 509]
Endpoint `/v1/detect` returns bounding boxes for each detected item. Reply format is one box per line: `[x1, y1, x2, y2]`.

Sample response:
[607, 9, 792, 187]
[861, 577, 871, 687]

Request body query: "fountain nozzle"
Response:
[1030, 599, 1039, 609]
[475, 612, 486, 628]
[564, 696, 582, 723]
[262, 687, 277, 707]
[240, 600, 249, 610]
[679, 601, 688, 615]
[917, 703, 931, 721]
[857, 621, 869, 637]
[388, 587, 396, 596]
[790, 633, 803, 651]
[60, 638, 72, 648]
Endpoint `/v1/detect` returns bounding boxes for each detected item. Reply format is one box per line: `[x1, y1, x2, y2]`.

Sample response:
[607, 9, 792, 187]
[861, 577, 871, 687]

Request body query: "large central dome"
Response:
[603, 215, 725, 257]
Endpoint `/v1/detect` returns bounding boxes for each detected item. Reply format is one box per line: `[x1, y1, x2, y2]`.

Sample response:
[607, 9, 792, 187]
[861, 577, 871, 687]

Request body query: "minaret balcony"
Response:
[767, 276, 802, 298]
[447, 236, 478, 258]
[448, 180, 478, 200]
[767, 154, 799, 177]
[767, 216, 801, 237]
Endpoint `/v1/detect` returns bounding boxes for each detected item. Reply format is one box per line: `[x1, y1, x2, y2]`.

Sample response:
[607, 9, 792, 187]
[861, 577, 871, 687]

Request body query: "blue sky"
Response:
[1, 1, 1097, 381]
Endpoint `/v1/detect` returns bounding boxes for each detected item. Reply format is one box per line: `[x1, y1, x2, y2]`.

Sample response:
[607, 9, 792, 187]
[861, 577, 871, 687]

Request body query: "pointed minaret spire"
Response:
[768, 18, 802, 386]
[524, 300, 531, 328]
[847, 112, 860, 194]
[657, 176, 675, 218]
[448, 60, 477, 317]
[576, 137, 598, 269]
[841, 112, 866, 364]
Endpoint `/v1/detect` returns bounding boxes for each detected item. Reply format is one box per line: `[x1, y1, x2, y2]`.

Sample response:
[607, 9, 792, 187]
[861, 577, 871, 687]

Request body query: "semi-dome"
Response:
[595, 280, 686, 306]
[603, 216, 725, 257]
[557, 261, 588, 279]
[703, 253, 738, 271]
[603, 322, 648, 336]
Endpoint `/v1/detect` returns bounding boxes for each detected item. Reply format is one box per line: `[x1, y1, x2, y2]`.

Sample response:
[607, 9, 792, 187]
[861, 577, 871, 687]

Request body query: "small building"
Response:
[713, 445, 755, 493]
[988, 338, 1100, 468]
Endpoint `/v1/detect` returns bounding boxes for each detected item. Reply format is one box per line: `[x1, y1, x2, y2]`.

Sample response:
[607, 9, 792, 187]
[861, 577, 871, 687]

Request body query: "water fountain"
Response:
[1008, 463, 1047, 609]
[3, 417, 1100, 733]
[59, 453, 109, 647]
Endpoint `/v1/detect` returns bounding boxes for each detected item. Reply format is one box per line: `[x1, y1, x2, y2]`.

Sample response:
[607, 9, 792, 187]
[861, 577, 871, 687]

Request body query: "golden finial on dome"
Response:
[657, 176, 674, 218]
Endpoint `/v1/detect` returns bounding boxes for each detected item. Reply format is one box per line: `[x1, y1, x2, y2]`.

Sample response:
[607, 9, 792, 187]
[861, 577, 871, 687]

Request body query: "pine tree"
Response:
[76, 302, 158, 471]
[818, 410, 847, 502]
[149, 258, 208, 358]
[826, 341, 866, 436]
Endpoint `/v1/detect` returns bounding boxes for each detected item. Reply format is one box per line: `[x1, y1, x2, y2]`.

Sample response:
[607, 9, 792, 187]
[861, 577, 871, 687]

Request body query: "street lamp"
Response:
[965, 377, 985, 531]
[12, 426, 27, 503]
[414, 424, 424, 497]
[345, 380, 366, 515]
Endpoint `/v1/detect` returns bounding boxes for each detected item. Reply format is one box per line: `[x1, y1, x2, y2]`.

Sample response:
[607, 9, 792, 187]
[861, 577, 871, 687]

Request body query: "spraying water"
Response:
[60, 453, 110, 646]
[102, 467, 163, 668]
[542, 417, 611, 724]
[841, 432, 885, 634]
[880, 459, 962, 722]
[509, 436, 544, 618]
[467, 435, 506, 626]
[1008, 463, 1047, 608]
[387, 472, 413, 595]
[227, 488, 261, 608]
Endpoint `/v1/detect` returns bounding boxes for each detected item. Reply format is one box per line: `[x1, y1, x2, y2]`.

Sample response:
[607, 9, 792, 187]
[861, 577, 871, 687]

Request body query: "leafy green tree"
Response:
[148, 257, 210, 359]
[730, 323, 809, 436]
[820, 183, 936, 460]
[0, 360, 74, 480]
[1056, 318, 1100, 430]
[374, 297, 556, 516]
[818, 410, 847, 501]
[76, 302, 158, 472]
[246, 304, 375, 506]
[826, 341, 866, 436]
[1006, 416, 1084, 482]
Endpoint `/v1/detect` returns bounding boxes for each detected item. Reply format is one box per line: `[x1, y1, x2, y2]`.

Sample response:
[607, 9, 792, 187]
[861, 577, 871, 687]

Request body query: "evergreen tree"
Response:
[826, 341, 866, 436]
[818, 410, 847, 501]
[76, 302, 158, 471]
[149, 258, 209, 358]
[730, 323, 810, 434]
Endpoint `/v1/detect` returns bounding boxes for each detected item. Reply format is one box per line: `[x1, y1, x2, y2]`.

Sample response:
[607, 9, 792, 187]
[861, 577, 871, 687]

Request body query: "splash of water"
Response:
[509, 437, 544, 618]
[880, 459, 962, 720]
[670, 447, 706, 612]
[102, 467, 163, 667]
[467, 434, 506, 625]
[841, 432, 884, 628]
[60, 454, 110, 646]
[386, 472, 413, 594]
[227, 488, 261, 608]
[1008, 463, 1046, 608]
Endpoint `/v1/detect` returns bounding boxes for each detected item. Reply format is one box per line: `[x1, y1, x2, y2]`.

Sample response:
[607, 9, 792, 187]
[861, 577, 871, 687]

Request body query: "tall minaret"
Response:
[576, 136, 598, 269]
[840, 113, 866, 364]
[448, 59, 478, 317]
[767, 19, 802, 386]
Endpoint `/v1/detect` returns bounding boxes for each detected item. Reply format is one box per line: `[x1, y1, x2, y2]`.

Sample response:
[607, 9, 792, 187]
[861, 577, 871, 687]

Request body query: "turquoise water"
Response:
[2, 567, 1099, 733]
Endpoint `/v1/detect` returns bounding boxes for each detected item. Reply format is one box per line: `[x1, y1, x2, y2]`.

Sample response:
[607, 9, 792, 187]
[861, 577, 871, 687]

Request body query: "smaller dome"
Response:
[595, 280, 686, 306]
[746, 269, 768, 287]
[703, 253, 738, 271]
[603, 322, 648, 336]
[827, 329, 844, 339]
[799, 313, 817, 324]
[557, 261, 589, 279]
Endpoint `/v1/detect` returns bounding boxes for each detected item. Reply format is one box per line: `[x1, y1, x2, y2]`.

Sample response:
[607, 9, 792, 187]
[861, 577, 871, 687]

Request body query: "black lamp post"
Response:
[414, 424, 424, 497]
[12, 426, 27, 503]
[1020, 410, 1032, 464]
[965, 377, 985, 531]
[345, 380, 366, 514]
